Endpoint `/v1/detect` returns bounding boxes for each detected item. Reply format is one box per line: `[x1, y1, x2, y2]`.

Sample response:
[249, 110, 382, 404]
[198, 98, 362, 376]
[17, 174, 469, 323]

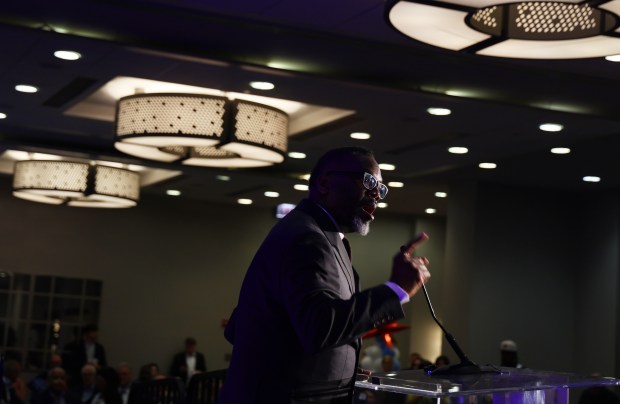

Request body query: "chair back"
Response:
[185, 370, 226, 404]
[137, 377, 186, 404]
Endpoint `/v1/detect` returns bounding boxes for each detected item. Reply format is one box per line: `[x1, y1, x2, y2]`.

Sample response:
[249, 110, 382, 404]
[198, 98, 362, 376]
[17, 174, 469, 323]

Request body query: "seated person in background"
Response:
[407, 353, 432, 370]
[115, 363, 134, 404]
[3, 359, 27, 404]
[169, 337, 207, 384]
[499, 340, 523, 368]
[28, 353, 63, 396]
[137, 363, 164, 383]
[91, 367, 122, 404]
[30, 367, 72, 404]
[68, 364, 97, 404]
[434, 355, 450, 368]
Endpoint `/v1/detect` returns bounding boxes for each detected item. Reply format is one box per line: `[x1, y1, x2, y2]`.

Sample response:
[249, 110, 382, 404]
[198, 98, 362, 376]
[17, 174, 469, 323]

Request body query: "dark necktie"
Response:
[342, 237, 352, 262]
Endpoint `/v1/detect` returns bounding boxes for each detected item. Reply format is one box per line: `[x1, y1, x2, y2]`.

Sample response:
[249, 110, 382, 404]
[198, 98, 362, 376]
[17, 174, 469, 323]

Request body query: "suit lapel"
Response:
[328, 232, 356, 295]
[296, 199, 356, 295]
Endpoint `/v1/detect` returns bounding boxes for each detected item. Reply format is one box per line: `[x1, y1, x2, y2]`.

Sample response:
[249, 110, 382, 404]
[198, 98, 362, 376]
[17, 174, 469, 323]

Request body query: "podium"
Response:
[355, 367, 620, 403]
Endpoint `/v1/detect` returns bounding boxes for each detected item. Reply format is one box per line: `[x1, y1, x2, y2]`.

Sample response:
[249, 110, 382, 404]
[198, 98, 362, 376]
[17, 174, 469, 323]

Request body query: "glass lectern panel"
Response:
[355, 367, 619, 403]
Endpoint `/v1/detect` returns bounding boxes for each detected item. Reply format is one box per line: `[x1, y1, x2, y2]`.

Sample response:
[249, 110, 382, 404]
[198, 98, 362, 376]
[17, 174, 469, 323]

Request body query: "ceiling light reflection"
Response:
[249, 81, 275, 90]
[350, 132, 371, 140]
[448, 147, 468, 154]
[427, 107, 451, 116]
[551, 147, 571, 154]
[539, 123, 563, 132]
[387, 181, 404, 188]
[15, 85, 38, 93]
[54, 50, 82, 61]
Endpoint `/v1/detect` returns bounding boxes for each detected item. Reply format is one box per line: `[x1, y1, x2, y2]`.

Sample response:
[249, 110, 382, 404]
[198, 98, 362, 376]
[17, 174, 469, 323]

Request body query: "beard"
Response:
[352, 214, 370, 236]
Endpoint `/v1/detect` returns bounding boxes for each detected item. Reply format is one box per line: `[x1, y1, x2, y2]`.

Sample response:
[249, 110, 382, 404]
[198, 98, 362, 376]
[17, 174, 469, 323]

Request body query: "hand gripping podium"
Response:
[355, 367, 620, 403]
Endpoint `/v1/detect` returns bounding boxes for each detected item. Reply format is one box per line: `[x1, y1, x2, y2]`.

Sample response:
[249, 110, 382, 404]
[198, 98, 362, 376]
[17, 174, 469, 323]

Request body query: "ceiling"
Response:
[1, 0, 620, 216]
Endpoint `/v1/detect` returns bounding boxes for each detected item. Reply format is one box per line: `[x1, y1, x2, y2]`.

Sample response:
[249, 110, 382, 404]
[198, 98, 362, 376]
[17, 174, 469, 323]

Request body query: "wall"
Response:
[3, 174, 618, 380]
[0, 176, 426, 374]
[442, 181, 619, 377]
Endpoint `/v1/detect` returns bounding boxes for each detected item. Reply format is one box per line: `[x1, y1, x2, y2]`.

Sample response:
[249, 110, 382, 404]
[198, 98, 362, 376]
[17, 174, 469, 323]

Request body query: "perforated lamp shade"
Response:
[114, 93, 289, 167]
[386, 0, 620, 59]
[12, 160, 140, 208]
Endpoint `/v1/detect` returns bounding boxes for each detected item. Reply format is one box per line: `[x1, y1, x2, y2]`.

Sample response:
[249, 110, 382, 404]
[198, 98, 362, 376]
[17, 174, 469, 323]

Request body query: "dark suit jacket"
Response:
[62, 340, 108, 384]
[220, 199, 404, 403]
[169, 351, 207, 381]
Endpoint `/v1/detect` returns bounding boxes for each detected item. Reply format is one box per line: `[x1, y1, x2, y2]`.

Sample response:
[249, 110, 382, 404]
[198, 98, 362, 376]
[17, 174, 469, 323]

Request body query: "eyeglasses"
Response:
[325, 171, 388, 199]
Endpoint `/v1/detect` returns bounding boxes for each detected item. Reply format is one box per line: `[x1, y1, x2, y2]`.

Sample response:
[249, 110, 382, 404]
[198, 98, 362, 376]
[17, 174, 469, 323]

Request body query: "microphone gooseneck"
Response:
[420, 283, 481, 375]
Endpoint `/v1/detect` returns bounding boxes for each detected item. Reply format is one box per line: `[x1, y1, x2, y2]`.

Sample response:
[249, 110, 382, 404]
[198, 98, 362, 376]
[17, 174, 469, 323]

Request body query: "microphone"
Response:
[420, 283, 481, 375]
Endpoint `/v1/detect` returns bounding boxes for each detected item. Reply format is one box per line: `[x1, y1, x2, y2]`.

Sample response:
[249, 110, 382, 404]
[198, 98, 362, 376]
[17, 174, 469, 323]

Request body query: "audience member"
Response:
[434, 355, 450, 368]
[407, 353, 432, 370]
[3, 359, 27, 404]
[381, 355, 395, 372]
[137, 363, 164, 383]
[28, 353, 63, 396]
[169, 337, 207, 383]
[115, 363, 133, 404]
[499, 340, 523, 368]
[91, 367, 122, 404]
[30, 367, 71, 404]
[63, 325, 108, 385]
[68, 364, 97, 404]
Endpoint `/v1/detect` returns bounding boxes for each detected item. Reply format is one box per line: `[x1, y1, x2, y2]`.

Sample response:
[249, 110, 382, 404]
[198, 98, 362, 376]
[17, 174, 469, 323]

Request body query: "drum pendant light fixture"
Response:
[114, 93, 289, 168]
[386, 0, 620, 59]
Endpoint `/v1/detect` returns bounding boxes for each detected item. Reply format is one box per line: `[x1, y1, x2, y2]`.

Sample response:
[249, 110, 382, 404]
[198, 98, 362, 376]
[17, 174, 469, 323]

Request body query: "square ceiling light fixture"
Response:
[386, 0, 620, 58]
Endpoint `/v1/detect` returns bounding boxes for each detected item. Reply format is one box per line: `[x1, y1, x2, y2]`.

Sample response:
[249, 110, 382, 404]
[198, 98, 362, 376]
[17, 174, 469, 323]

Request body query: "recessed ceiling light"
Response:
[299, 173, 311, 181]
[54, 50, 82, 61]
[350, 132, 371, 140]
[249, 81, 275, 90]
[15, 84, 38, 93]
[435, 191, 447, 198]
[216, 175, 231, 181]
[294, 184, 309, 191]
[288, 151, 306, 159]
[539, 123, 563, 132]
[0, 113, 6, 119]
[551, 147, 571, 154]
[425, 208, 437, 214]
[379, 163, 395, 171]
[605, 55, 620, 62]
[427, 107, 451, 116]
[264, 191, 279, 198]
[479, 162, 497, 169]
[448, 147, 468, 154]
[166, 190, 181, 196]
[583, 176, 601, 183]
[387, 181, 404, 188]
[378, 202, 388, 208]
[237, 198, 253, 205]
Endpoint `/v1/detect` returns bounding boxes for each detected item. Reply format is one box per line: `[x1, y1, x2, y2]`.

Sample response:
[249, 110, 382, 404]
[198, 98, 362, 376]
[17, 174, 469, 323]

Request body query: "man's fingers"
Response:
[400, 232, 429, 256]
